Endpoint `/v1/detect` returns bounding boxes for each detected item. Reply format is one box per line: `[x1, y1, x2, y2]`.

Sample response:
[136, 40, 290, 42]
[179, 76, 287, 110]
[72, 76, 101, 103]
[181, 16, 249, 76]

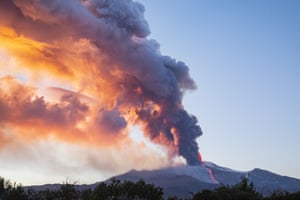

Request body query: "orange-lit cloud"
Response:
[0, 76, 130, 146]
[0, 0, 202, 182]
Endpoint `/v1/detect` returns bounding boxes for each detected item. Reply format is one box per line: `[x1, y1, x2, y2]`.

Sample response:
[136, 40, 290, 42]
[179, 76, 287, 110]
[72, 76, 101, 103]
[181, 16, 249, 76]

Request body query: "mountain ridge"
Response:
[109, 162, 300, 197]
[24, 162, 300, 198]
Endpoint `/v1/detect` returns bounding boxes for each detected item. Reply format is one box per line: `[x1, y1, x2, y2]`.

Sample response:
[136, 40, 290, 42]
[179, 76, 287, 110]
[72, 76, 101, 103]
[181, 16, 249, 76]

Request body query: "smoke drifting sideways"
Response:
[0, 0, 202, 166]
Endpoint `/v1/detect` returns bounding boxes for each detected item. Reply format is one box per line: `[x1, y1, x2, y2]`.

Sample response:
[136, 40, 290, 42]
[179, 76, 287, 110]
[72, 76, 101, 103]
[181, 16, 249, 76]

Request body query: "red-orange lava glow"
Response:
[198, 152, 202, 162]
[206, 167, 219, 184]
[198, 151, 219, 184]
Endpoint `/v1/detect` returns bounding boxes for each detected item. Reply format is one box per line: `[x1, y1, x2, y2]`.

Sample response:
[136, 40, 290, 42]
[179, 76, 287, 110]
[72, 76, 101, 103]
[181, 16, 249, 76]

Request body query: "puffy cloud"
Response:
[0, 0, 202, 179]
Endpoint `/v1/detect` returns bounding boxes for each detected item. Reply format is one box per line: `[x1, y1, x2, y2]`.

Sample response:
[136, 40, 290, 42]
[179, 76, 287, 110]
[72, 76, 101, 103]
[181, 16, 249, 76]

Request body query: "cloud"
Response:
[0, 0, 203, 181]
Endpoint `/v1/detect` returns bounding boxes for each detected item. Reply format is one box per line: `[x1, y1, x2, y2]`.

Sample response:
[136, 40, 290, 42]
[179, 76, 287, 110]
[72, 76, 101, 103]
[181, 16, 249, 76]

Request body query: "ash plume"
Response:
[0, 0, 202, 165]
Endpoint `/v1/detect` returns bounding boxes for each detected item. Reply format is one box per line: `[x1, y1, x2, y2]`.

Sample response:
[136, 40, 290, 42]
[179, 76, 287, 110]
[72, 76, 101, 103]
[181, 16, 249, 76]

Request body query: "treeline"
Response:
[192, 178, 300, 200]
[1, 176, 300, 200]
[1, 177, 163, 200]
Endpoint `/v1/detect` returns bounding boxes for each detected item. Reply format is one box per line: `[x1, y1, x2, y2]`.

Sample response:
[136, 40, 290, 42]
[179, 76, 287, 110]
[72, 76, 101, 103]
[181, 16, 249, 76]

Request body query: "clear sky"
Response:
[0, 0, 299, 185]
[139, 0, 300, 177]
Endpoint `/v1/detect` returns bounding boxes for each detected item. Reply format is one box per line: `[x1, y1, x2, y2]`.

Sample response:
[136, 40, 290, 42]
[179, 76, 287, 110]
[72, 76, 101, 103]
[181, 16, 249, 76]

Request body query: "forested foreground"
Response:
[1, 177, 300, 200]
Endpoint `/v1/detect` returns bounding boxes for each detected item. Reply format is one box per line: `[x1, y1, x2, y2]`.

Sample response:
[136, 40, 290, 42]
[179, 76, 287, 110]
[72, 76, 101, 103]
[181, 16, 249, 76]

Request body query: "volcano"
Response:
[24, 161, 300, 198]
[109, 162, 300, 198]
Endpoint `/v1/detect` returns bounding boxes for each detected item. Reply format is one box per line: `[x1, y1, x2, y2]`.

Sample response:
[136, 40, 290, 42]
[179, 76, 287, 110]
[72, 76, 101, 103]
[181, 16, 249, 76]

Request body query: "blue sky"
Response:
[139, 0, 300, 178]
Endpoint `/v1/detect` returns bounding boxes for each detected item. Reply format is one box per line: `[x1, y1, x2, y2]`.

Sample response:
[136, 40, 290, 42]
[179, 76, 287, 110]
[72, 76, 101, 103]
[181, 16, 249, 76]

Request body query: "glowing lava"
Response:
[198, 152, 203, 162]
[206, 166, 219, 184]
[198, 152, 219, 184]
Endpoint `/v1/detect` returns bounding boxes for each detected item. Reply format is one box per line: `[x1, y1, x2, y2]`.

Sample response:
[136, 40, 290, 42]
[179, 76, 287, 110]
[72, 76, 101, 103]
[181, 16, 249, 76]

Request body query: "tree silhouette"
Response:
[193, 177, 262, 200]
[0, 177, 27, 200]
[91, 178, 163, 200]
[1, 176, 300, 200]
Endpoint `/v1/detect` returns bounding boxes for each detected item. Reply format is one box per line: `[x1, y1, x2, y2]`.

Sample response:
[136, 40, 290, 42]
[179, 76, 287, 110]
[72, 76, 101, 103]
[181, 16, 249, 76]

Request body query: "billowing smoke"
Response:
[0, 0, 202, 166]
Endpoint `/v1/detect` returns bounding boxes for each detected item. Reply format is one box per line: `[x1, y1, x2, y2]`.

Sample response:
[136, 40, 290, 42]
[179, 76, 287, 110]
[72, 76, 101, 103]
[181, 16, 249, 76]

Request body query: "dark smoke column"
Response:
[4, 0, 204, 165]
[137, 102, 203, 166]
[174, 110, 203, 165]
